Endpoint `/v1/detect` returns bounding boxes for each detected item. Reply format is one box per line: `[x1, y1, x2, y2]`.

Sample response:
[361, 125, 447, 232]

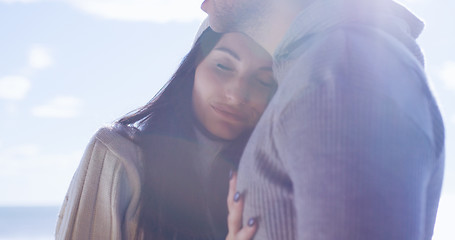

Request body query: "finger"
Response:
[227, 170, 237, 208]
[227, 172, 245, 236]
[227, 190, 244, 235]
[235, 217, 258, 240]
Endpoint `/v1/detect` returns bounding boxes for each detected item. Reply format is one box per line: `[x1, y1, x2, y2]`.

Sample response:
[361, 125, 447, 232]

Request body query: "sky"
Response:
[0, 0, 454, 239]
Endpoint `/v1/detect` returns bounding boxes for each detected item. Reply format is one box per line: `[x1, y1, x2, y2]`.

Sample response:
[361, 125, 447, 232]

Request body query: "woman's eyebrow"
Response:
[213, 47, 240, 60]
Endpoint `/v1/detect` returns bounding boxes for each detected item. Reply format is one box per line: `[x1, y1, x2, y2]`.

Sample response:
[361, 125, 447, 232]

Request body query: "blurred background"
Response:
[0, 0, 453, 239]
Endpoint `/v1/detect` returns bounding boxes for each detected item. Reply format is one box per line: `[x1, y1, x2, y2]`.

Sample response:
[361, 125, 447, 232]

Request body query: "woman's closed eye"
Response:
[256, 78, 276, 88]
[216, 63, 233, 71]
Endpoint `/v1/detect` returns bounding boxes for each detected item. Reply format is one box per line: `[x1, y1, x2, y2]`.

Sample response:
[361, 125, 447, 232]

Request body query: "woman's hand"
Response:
[226, 171, 258, 240]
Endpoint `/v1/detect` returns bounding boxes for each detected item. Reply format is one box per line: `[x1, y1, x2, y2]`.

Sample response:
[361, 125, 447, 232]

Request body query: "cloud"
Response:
[439, 61, 455, 91]
[451, 114, 455, 125]
[1, 0, 206, 22]
[396, 0, 425, 4]
[68, 0, 205, 22]
[0, 0, 40, 3]
[0, 75, 31, 100]
[0, 144, 82, 205]
[29, 45, 53, 70]
[432, 193, 455, 240]
[0, 144, 40, 162]
[32, 96, 82, 118]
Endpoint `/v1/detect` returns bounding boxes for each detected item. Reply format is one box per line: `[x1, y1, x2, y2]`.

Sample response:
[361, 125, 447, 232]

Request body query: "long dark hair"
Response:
[118, 28, 250, 239]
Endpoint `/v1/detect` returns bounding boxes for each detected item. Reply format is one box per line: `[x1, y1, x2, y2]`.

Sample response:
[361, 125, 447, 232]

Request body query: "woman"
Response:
[55, 25, 276, 239]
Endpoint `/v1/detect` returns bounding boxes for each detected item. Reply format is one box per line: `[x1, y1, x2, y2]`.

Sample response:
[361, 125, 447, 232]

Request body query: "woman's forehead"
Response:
[214, 32, 272, 63]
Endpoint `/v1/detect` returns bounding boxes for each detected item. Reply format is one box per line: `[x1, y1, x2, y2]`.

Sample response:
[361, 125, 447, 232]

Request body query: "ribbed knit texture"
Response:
[236, 0, 445, 239]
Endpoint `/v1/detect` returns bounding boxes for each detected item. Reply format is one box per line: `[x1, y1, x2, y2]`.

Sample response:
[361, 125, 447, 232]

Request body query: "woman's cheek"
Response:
[200, 70, 220, 97]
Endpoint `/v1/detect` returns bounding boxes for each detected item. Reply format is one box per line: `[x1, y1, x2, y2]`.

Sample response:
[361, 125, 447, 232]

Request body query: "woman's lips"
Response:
[211, 104, 247, 123]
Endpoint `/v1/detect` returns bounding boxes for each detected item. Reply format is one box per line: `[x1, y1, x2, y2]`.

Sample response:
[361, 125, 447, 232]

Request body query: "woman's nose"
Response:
[224, 77, 249, 105]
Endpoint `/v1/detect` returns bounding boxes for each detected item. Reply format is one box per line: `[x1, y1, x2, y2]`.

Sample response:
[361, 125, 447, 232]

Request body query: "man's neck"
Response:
[247, 1, 307, 55]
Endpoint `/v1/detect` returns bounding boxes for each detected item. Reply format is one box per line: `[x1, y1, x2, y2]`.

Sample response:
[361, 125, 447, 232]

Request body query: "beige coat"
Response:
[55, 126, 143, 239]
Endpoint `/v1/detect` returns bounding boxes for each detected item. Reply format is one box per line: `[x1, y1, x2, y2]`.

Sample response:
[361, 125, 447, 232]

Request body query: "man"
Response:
[202, 0, 445, 239]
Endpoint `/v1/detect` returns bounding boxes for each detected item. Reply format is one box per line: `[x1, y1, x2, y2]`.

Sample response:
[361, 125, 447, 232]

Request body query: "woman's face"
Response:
[192, 32, 276, 140]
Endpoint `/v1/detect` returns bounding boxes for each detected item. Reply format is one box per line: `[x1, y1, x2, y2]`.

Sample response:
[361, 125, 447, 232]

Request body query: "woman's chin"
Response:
[209, 128, 243, 141]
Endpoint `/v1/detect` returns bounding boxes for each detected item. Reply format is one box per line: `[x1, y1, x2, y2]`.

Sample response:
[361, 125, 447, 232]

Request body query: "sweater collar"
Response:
[193, 124, 230, 158]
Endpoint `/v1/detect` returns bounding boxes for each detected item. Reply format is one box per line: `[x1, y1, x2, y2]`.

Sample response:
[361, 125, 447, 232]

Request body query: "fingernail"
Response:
[229, 169, 233, 179]
[234, 192, 241, 202]
[248, 218, 256, 227]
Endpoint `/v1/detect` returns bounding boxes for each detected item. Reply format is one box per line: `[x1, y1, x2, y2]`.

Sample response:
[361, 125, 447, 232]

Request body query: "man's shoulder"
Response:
[305, 24, 422, 69]
[283, 25, 425, 90]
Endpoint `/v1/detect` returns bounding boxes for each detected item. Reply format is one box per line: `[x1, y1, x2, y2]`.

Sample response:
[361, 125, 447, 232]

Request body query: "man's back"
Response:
[236, 1, 444, 239]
